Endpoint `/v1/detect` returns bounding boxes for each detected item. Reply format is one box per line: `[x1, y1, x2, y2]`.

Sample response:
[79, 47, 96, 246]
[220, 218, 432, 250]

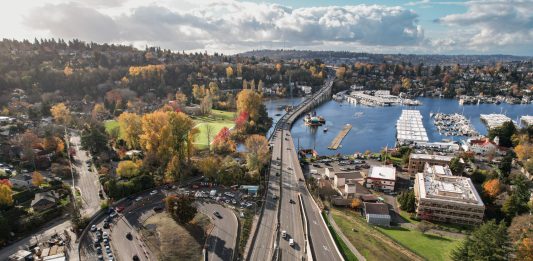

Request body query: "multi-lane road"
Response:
[198, 203, 238, 261]
[249, 75, 343, 261]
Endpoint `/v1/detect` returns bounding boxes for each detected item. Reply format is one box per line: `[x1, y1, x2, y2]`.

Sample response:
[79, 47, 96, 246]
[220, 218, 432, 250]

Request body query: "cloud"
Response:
[435, 0, 533, 50]
[23, 1, 425, 52]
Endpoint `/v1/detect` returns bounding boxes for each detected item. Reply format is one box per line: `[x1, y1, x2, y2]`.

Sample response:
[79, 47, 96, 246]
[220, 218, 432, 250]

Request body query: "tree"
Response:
[32, 172, 45, 187]
[118, 112, 142, 149]
[91, 103, 108, 121]
[226, 66, 233, 78]
[488, 121, 517, 148]
[15, 130, 40, 163]
[164, 194, 197, 224]
[498, 154, 514, 180]
[242, 79, 248, 90]
[192, 84, 206, 102]
[140, 111, 170, 160]
[449, 157, 465, 175]
[514, 143, 533, 161]
[50, 103, 71, 125]
[483, 179, 501, 198]
[236, 89, 263, 125]
[205, 124, 214, 151]
[0, 180, 13, 207]
[451, 220, 509, 261]
[257, 80, 264, 93]
[81, 122, 108, 154]
[397, 190, 415, 212]
[116, 160, 140, 178]
[0, 214, 10, 244]
[516, 237, 533, 261]
[245, 135, 270, 173]
[212, 127, 236, 154]
[350, 198, 362, 209]
[175, 91, 188, 108]
[502, 174, 530, 219]
[200, 91, 213, 115]
[197, 156, 219, 180]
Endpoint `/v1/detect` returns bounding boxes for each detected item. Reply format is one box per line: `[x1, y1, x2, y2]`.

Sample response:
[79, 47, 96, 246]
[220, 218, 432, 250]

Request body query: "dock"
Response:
[328, 124, 352, 150]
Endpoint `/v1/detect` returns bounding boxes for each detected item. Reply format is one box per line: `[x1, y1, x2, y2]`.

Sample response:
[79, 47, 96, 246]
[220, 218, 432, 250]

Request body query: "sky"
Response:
[1, 0, 533, 55]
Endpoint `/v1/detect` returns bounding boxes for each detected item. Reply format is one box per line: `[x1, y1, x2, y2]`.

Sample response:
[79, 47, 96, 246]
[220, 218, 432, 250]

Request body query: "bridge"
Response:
[248, 75, 343, 261]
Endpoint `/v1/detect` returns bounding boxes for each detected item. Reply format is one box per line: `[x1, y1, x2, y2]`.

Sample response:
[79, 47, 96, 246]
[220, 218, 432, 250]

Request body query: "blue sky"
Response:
[1, 0, 532, 55]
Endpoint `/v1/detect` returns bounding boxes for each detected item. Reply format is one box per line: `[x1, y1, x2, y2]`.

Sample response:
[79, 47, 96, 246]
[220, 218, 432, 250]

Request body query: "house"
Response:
[366, 165, 396, 192]
[467, 137, 507, 156]
[8, 250, 32, 261]
[408, 154, 454, 177]
[31, 191, 57, 212]
[333, 172, 364, 188]
[324, 167, 335, 179]
[364, 202, 391, 226]
[9, 173, 32, 189]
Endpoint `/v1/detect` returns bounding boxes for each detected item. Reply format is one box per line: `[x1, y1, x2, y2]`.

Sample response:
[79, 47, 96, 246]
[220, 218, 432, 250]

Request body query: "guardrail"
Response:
[298, 193, 313, 261]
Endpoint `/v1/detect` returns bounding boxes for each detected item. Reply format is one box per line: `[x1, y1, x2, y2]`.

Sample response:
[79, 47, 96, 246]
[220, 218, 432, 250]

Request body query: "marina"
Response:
[480, 114, 513, 129]
[432, 113, 478, 137]
[328, 124, 352, 150]
[396, 110, 429, 146]
[346, 91, 421, 107]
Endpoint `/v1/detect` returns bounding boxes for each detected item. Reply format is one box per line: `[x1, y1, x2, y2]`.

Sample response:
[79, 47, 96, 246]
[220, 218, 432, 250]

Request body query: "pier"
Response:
[328, 124, 352, 150]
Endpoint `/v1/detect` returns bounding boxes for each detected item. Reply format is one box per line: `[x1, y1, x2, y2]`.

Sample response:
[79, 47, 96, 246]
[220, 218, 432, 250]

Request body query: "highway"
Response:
[249, 128, 282, 261]
[248, 75, 343, 261]
[198, 203, 238, 261]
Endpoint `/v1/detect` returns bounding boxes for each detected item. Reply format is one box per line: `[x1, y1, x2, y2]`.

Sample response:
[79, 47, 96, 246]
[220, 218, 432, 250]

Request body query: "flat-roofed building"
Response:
[414, 163, 485, 225]
[408, 153, 454, 177]
[366, 165, 396, 191]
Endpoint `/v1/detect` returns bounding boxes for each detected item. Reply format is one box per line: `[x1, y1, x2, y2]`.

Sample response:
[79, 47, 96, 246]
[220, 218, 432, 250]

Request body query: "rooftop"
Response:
[364, 202, 390, 215]
[416, 163, 484, 206]
[335, 172, 363, 180]
[396, 110, 429, 144]
[480, 114, 512, 129]
[410, 153, 454, 161]
[368, 165, 396, 181]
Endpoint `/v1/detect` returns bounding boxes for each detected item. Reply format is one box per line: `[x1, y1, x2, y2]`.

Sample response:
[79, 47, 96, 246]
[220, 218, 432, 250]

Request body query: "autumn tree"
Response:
[140, 110, 170, 159]
[50, 103, 71, 125]
[236, 89, 262, 123]
[116, 160, 140, 178]
[118, 112, 143, 149]
[32, 172, 45, 187]
[164, 194, 197, 224]
[350, 198, 362, 209]
[514, 143, 533, 161]
[336, 66, 346, 79]
[91, 103, 109, 121]
[483, 179, 501, 198]
[192, 84, 206, 102]
[242, 79, 248, 90]
[200, 90, 213, 115]
[197, 156, 219, 180]
[175, 91, 188, 108]
[245, 135, 270, 173]
[0, 180, 13, 207]
[15, 130, 40, 162]
[212, 127, 236, 155]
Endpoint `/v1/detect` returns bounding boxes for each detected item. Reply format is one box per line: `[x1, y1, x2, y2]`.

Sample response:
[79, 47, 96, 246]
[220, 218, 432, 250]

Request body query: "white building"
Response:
[396, 110, 429, 145]
[366, 165, 396, 191]
[333, 172, 364, 188]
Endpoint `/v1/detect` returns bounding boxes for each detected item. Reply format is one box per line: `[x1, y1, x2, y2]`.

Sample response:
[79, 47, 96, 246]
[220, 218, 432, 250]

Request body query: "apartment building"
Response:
[408, 153, 454, 177]
[414, 163, 485, 225]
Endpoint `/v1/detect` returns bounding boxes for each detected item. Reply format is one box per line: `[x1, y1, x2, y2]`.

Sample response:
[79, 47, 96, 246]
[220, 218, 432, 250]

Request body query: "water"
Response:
[265, 97, 533, 155]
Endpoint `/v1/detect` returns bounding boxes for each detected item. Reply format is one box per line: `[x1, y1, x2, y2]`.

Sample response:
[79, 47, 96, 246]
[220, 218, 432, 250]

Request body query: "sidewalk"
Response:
[326, 212, 366, 261]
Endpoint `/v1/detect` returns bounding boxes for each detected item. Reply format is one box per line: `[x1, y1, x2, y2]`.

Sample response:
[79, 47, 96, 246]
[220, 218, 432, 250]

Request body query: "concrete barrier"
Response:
[298, 193, 313, 261]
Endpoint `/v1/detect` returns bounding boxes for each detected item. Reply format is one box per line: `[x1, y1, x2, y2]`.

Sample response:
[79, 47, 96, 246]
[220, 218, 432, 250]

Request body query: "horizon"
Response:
[1, 0, 532, 56]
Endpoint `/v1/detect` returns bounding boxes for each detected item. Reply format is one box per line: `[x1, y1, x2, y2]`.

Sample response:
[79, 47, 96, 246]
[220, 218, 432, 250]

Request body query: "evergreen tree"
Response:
[451, 220, 509, 261]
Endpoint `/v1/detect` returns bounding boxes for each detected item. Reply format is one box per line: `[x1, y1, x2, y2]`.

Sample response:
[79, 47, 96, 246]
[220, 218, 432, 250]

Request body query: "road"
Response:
[70, 134, 102, 217]
[198, 203, 238, 261]
[249, 128, 282, 261]
[279, 130, 305, 260]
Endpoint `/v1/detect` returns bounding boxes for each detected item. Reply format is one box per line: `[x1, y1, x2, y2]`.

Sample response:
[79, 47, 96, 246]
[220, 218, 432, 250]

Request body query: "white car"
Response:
[90, 225, 97, 232]
[135, 196, 142, 202]
[289, 238, 294, 246]
[150, 190, 158, 196]
[282, 230, 287, 238]
[102, 232, 108, 239]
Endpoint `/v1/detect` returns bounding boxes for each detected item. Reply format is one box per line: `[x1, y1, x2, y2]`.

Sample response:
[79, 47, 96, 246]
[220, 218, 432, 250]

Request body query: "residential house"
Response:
[467, 137, 507, 156]
[31, 191, 57, 212]
[9, 173, 32, 189]
[364, 202, 391, 226]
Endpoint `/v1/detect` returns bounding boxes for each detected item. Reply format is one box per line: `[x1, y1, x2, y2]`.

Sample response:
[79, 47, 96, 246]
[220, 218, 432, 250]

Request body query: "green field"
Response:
[192, 110, 235, 149]
[104, 120, 124, 138]
[322, 211, 359, 261]
[330, 208, 412, 261]
[376, 226, 461, 261]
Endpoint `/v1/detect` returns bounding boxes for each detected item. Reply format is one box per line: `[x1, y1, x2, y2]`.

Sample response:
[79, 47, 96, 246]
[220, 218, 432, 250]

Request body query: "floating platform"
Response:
[328, 124, 352, 150]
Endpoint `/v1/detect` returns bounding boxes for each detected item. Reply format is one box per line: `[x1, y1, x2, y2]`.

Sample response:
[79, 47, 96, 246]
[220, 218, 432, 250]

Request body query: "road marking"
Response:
[323, 245, 329, 251]
[313, 220, 317, 225]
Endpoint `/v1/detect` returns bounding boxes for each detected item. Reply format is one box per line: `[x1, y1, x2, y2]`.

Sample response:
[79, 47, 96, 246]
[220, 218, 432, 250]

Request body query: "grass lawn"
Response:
[192, 110, 236, 149]
[104, 120, 124, 139]
[376, 226, 461, 261]
[330, 208, 412, 261]
[322, 211, 359, 261]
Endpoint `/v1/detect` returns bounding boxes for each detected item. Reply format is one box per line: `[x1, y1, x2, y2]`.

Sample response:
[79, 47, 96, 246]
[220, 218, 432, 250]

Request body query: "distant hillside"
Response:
[238, 49, 532, 65]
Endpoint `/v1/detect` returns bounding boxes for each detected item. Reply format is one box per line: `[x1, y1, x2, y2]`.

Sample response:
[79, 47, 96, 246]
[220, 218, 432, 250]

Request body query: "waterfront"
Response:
[265, 97, 533, 155]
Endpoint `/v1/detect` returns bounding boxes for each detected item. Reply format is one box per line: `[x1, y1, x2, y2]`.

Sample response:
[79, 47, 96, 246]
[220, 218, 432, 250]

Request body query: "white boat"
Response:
[323, 127, 328, 132]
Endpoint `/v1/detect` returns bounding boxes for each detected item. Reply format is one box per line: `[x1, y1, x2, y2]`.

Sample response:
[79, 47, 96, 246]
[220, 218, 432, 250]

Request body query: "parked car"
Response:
[90, 225, 97, 232]
[213, 211, 222, 218]
[289, 238, 294, 246]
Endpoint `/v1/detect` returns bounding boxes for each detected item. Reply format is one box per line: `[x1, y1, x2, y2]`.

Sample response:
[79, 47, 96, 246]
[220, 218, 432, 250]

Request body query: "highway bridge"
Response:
[248, 76, 343, 261]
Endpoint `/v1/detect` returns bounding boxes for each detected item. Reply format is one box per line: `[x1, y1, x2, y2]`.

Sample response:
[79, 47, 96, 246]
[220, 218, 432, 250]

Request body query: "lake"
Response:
[264, 97, 533, 155]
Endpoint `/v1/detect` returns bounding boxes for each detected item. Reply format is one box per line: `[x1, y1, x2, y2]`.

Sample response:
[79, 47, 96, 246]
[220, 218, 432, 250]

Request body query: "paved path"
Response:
[327, 212, 366, 261]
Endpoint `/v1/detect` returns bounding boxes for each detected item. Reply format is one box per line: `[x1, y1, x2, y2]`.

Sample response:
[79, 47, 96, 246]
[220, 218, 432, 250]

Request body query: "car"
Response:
[272, 195, 278, 200]
[231, 199, 237, 204]
[98, 255, 104, 261]
[103, 238, 109, 245]
[284, 138, 288, 141]
[224, 199, 230, 204]
[96, 246, 102, 254]
[104, 216, 111, 223]
[282, 230, 287, 238]
[96, 231, 101, 238]
[213, 211, 222, 218]
[298, 178, 304, 182]
[109, 212, 117, 218]
[153, 206, 163, 212]
[276, 172, 280, 176]
[90, 225, 97, 232]
[103, 222, 109, 229]
[289, 238, 294, 246]
[115, 206, 125, 213]
[287, 167, 292, 170]
[135, 196, 142, 202]
[289, 199, 295, 204]
[133, 255, 140, 261]
[150, 190, 158, 196]
[126, 232, 133, 240]
[102, 232, 108, 239]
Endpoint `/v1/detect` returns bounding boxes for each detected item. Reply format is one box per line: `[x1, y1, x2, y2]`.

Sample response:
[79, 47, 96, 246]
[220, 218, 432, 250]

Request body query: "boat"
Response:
[323, 127, 328, 132]
[304, 111, 326, 126]
[275, 113, 281, 116]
